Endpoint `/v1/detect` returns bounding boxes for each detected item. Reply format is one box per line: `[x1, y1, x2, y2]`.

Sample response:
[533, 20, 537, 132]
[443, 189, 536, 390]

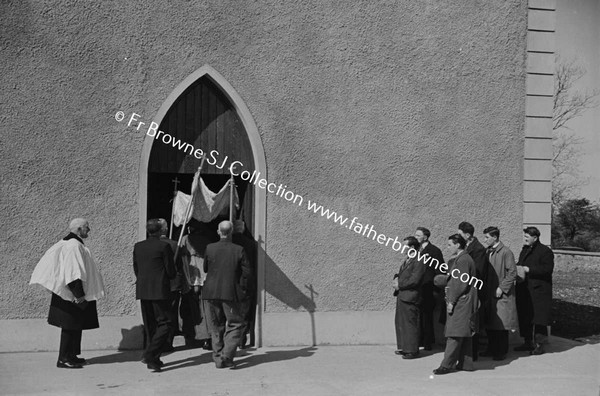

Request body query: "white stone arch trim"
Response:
[138, 64, 267, 346]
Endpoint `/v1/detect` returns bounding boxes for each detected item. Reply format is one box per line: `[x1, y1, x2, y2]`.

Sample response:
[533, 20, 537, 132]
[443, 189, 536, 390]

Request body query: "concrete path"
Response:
[1, 337, 598, 396]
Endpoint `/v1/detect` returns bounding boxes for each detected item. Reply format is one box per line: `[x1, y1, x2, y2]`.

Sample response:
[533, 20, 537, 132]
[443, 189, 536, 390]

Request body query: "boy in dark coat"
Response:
[515, 226, 554, 355]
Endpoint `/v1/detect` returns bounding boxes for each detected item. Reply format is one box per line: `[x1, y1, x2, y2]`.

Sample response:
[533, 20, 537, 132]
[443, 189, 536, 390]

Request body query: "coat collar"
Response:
[453, 250, 467, 260]
[63, 232, 83, 244]
[489, 241, 504, 253]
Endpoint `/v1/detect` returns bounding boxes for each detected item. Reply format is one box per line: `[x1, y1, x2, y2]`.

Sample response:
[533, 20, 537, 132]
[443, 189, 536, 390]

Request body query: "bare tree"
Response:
[552, 55, 599, 207]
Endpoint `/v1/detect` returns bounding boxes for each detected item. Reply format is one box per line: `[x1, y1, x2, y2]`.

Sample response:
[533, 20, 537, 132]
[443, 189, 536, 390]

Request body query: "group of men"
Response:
[30, 217, 553, 375]
[31, 217, 255, 371]
[134, 218, 255, 371]
[393, 223, 554, 375]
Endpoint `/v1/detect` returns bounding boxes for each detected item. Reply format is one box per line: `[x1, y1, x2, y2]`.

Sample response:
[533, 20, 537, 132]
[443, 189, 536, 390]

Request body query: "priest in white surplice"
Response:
[30, 218, 105, 368]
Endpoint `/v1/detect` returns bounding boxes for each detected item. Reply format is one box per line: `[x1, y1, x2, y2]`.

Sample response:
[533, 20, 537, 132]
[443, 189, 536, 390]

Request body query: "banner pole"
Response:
[169, 177, 180, 239]
[229, 173, 235, 222]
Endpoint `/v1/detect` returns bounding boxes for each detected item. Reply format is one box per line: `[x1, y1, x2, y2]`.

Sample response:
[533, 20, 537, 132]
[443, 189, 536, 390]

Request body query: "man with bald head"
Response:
[30, 218, 105, 368]
[203, 220, 252, 368]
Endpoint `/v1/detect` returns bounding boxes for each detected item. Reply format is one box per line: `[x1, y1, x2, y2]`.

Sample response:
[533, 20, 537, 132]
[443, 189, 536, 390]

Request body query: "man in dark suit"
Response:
[203, 220, 252, 368]
[393, 236, 427, 359]
[133, 218, 176, 372]
[458, 221, 488, 361]
[515, 226, 554, 355]
[415, 227, 444, 351]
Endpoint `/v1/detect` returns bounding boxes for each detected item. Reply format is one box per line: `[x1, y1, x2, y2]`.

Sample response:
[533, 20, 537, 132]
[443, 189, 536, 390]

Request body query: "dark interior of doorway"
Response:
[147, 171, 257, 348]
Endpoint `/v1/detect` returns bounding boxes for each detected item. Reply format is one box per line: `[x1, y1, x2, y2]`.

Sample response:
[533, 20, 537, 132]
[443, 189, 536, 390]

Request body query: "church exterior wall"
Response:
[1, 1, 534, 347]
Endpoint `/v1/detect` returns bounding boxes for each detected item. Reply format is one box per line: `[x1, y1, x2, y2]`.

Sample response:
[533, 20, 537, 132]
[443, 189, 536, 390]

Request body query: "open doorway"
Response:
[139, 65, 267, 346]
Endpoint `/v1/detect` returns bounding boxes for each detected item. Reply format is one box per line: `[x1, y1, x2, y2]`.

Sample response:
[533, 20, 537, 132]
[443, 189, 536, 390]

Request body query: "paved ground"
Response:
[1, 337, 598, 396]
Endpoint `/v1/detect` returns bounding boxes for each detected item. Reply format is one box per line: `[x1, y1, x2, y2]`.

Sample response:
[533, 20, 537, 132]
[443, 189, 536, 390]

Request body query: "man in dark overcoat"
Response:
[458, 221, 489, 361]
[133, 218, 177, 372]
[414, 227, 444, 351]
[203, 220, 252, 368]
[433, 234, 479, 375]
[393, 237, 427, 359]
[515, 226, 554, 355]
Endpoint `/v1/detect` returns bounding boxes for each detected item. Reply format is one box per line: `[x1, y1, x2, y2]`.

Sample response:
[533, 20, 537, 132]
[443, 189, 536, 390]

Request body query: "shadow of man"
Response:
[232, 346, 317, 369]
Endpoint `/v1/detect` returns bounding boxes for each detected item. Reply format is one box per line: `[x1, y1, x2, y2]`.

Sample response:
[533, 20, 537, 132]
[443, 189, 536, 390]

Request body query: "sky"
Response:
[556, 0, 600, 202]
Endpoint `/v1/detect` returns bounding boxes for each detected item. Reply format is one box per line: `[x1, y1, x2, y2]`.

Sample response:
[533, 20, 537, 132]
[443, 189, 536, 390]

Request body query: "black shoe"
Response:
[141, 358, 164, 367]
[401, 352, 420, 360]
[514, 342, 535, 352]
[530, 344, 545, 355]
[433, 366, 455, 375]
[394, 350, 407, 356]
[162, 345, 175, 353]
[222, 358, 235, 369]
[56, 359, 83, 369]
[422, 345, 433, 351]
[216, 358, 235, 369]
[479, 350, 493, 357]
[185, 338, 203, 348]
[492, 354, 506, 361]
[70, 356, 87, 364]
[147, 361, 162, 372]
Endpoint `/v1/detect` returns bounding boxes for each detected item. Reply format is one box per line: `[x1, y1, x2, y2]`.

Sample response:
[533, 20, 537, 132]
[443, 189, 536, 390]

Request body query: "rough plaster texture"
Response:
[554, 252, 600, 272]
[1, 1, 526, 320]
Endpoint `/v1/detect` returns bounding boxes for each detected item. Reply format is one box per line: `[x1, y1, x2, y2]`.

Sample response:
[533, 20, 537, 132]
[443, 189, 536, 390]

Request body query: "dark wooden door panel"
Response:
[149, 76, 254, 175]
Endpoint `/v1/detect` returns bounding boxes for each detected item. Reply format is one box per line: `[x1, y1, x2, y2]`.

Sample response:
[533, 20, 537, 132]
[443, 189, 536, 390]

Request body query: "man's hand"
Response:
[73, 297, 86, 304]
[392, 278, 399, 291]
[495, 287, 503, 298]
[446, 302, 454, 315]
[193, 285, 201, 294]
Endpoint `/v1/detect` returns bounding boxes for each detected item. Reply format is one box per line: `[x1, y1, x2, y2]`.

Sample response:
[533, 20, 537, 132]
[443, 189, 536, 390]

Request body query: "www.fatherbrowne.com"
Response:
[117, 111, 483, 290]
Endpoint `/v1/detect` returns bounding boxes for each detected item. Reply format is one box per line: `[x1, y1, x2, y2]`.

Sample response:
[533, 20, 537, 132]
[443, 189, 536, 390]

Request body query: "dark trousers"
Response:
[419, 283, 435, 348]
[240, 294, 256, 347]
[140, 299, 173, 362]
[205, 299, 247, 363]
[195, 293, 211, 340]
[395, 299, 420, 353]
[167, 292, 196, 345]
[441, 336, 473, 370]
[519, 314, 549, 345]
[472, 333, 480, 361]
[58, 328, 82, 361]
[536, 324, 549, 344]
[486, 329, 509, 356]
[179, 291, 196, 339]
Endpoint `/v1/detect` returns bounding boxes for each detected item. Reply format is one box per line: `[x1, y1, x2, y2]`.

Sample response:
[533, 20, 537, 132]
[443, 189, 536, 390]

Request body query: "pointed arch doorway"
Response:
[138, 65, 267, 347]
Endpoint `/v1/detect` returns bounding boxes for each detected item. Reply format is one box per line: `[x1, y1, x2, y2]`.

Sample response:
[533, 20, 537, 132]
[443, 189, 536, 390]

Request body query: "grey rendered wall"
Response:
[0, 0, 526, 321]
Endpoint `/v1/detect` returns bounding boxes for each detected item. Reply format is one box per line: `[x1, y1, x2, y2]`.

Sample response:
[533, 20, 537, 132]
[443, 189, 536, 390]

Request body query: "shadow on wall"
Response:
[261, 242, 318, 345]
